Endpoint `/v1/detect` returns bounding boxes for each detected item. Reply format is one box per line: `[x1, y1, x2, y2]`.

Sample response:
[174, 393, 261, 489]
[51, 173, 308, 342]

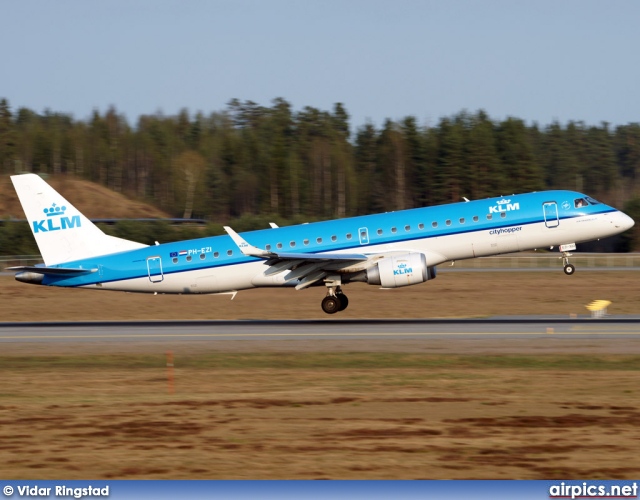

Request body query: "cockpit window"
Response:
[585, 196, 600, 205]
[574, 198, 589, 208]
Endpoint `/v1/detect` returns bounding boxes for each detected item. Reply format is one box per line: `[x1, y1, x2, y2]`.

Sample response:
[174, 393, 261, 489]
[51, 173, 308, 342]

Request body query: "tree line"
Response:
[0, 97, 639, 250]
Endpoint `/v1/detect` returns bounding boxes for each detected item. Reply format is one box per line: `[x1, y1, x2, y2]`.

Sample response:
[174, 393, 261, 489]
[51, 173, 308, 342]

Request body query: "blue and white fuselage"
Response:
[8, 174, 635, 314]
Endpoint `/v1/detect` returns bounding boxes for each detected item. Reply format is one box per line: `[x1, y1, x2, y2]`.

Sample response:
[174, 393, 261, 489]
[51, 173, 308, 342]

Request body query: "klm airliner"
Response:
[8, 173, 635, 314]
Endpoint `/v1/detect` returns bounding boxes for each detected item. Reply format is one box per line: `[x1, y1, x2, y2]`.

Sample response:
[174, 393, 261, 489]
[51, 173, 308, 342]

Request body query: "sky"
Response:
[2, 0, 639, 130]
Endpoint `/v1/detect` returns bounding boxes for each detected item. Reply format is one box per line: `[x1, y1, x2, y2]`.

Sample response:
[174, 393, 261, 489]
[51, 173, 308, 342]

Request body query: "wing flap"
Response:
[295, 270, 328, 290]
[264, 259, 306, 276]
[283, 262, 328, 283]
[265, 251, 367, 261]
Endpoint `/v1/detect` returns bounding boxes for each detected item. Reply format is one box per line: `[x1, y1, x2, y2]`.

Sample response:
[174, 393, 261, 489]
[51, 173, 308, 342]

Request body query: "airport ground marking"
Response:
[2, 330, 640, 340]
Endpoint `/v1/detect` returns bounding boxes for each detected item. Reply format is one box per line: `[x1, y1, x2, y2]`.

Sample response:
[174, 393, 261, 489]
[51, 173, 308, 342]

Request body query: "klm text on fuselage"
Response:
[488, 200, 520, 214]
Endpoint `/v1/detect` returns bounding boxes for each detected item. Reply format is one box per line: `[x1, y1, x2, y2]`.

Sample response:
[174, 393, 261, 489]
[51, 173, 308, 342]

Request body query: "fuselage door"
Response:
[358, 227, 369, 245]
[543, 202, 559, 228]
[147, 256, 164, 283]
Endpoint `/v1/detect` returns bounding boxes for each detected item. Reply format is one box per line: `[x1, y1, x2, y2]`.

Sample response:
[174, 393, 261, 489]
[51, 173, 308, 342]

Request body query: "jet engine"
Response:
[366, 252, 436, 288]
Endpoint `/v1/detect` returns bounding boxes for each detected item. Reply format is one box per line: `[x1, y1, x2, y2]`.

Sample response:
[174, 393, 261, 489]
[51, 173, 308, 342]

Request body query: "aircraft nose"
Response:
[616, 211, 635, 231]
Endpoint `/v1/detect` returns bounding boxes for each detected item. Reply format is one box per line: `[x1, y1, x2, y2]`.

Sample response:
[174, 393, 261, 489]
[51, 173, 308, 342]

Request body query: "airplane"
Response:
[6, 173, 635, 314]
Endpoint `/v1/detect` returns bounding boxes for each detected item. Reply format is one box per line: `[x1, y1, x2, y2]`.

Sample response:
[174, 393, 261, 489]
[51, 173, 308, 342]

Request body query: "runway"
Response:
[1, 318, 640, 354]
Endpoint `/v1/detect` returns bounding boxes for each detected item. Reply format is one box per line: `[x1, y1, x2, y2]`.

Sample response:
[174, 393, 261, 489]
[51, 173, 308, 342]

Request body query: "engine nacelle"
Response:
[366, 253, 436, 288]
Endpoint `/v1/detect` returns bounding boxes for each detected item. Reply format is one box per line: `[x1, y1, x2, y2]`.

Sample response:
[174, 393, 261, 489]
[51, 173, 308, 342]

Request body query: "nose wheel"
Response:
[561, 251, 576, 275]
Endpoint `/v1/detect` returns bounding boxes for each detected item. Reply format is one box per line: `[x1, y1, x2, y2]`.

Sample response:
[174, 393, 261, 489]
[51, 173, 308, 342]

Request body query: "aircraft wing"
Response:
[224, 226, 369, 289]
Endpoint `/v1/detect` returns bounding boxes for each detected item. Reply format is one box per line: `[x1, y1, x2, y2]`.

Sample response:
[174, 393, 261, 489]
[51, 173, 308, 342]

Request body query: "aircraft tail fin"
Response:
[11, 174, 147, 265]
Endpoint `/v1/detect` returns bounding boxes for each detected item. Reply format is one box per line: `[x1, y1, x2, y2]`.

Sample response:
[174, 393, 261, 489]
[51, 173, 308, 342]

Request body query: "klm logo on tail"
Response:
[33, 203, 81, 233]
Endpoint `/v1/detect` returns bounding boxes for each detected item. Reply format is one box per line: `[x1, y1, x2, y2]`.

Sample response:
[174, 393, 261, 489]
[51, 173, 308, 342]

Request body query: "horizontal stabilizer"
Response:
[6, 265, 97, 275]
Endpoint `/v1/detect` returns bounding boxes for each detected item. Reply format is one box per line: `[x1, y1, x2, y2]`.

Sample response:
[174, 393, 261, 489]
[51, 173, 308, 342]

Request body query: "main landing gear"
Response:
[321, 293, 348, 314]
[321, 275, 349, 314]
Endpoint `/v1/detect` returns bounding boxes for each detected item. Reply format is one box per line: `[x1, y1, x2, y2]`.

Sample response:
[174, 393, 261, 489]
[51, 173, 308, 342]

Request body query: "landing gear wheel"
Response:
[321, 295, 342, 314]
[337, 293, 349, 311]
[563, 264, 576, 275]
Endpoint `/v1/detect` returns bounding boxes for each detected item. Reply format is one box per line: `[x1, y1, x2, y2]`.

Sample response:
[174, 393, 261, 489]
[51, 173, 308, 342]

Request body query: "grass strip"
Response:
[1, 353, 639, 371]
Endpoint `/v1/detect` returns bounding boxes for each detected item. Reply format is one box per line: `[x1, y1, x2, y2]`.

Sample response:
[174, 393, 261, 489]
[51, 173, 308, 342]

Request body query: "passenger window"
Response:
[486, 214, 492, 220]
[186, 255, 192, 262]
[346, 233, 352, 240]
[277, 243, 283, 249]
[331, 235, 337, 242]
[500, 212, 506, 218]
[290, 241, 296, 247]
[473, 215, 479, 222]
[418, 223, 424, 230]
[391, 227, 397, 233]
[214, 252, 219, 258]
[446, 220, 451, 226]
[459, 218, 465, 224]
[200, 253, 205, 260]
[227, 250, 233, 256]
[432, 222, 438, 228]
[404, 225, 410, 231]
[265, 244, 271, 251]
[303, 239, 309, 245]
[317, 237, 322, 244]
[172, 257, 178, 264]
[377, 229, 383, 235]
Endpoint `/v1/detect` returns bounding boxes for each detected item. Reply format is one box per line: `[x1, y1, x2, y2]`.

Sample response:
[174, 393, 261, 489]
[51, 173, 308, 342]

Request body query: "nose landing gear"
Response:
[561, 249, 576, 275]
[558, 244, 577, 275]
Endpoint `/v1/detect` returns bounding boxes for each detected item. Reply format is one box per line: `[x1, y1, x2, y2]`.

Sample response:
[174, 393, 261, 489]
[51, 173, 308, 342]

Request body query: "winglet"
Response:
[223, 226, 272, 257]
